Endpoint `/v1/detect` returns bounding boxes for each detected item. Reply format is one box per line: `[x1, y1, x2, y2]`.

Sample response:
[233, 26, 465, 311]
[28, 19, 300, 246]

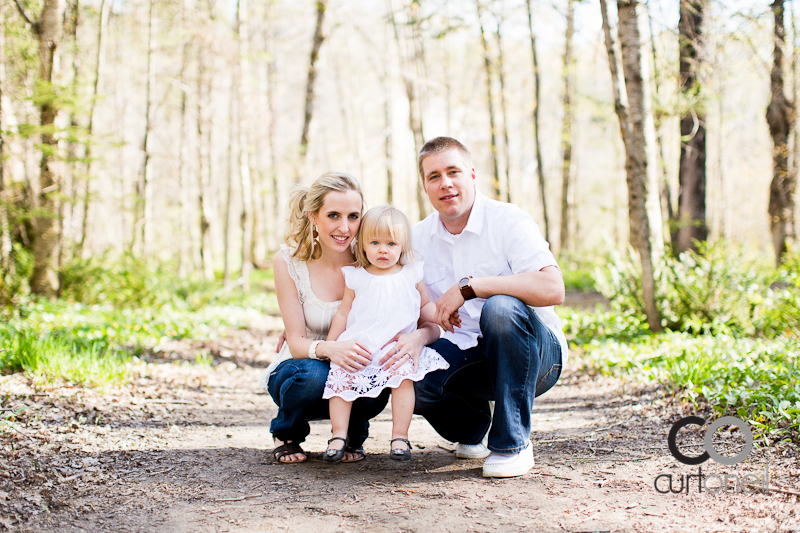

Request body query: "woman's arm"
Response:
[274, 250, 317, 359]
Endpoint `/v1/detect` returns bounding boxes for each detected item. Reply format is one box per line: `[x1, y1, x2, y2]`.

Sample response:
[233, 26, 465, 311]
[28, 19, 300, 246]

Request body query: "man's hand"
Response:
[434, 283, 465, 333]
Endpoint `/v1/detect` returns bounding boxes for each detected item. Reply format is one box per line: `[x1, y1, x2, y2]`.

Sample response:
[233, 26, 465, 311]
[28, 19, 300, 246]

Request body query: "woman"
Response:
[259, 172, 438, 463]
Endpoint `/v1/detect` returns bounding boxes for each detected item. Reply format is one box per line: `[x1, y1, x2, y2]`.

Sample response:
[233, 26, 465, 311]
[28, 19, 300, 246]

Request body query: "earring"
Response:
[310, 224, 317, 256]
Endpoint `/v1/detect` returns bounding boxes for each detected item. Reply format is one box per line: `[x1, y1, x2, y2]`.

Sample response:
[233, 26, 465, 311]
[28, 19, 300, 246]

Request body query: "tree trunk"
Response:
[61, 0, 80, 272]
[266, 16, 279, 253]
[17, 0, 63, 296]
[224, 51, 237, 282]
[0, 1, 10, 273]
[767, 0, 794, 266]
[77, 0, 108, 257]
[137, 0, 156, 257]
[605, 0, 663, 332]
[675, 0, 707, 255]
[197, 50, 214, 280]
[645, 2, 676, 250]
[388, 0, 427, 219]
[238, 0, 253, 289]
[493, 6, 512, 203]
[526, 0, 549, 240]
[559, 0, 575, 255]
[298, 0, 327, 179]
[178, 0, 191, 278]
[475, 0, 501, 200]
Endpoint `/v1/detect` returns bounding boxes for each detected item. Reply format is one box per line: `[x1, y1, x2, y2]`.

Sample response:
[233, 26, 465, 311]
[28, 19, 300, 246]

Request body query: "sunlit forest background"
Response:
[1, 0, 799, 444]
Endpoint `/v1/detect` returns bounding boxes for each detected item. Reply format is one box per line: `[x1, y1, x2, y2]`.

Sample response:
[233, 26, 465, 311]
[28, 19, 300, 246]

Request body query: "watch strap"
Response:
[459, 276, 477, 301]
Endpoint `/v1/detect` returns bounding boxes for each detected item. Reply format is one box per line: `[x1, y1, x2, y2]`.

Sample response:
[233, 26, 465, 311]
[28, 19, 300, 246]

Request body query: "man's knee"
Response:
[479, 294, 528, 336]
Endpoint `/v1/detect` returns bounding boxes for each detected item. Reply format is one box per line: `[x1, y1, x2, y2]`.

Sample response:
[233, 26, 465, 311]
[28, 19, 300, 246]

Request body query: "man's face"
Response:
[420, 149, 476, 229]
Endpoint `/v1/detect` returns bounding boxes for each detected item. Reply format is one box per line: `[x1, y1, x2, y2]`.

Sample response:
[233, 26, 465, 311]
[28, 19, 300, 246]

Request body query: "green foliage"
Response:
[561, 261, 597, 293]
[0, 243, 33, 309]
[573, 331, 800, 440]
[595, 242, 794, 336]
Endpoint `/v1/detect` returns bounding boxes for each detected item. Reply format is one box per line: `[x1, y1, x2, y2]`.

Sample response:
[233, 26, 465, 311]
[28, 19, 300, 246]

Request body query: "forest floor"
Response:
[2, 303, 800, 533]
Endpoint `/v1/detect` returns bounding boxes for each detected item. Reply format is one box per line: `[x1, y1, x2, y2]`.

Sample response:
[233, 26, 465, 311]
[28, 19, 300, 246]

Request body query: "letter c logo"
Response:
[667, 416, 753, 466]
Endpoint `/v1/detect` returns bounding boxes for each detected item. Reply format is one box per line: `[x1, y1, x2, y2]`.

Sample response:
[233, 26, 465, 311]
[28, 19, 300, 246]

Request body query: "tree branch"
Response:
[13, 0, 36, 29]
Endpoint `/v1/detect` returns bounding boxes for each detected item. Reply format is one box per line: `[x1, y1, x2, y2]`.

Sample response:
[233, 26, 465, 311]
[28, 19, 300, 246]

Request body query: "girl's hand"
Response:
[320, 340, 372, 373]
[380, 330, 425, 372]
[276, 331, 286, 353]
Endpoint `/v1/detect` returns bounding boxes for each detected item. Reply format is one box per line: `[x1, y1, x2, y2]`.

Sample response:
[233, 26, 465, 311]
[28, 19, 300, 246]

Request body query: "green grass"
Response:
[0, 267, 281, 387]
[563, 310, 800, 442]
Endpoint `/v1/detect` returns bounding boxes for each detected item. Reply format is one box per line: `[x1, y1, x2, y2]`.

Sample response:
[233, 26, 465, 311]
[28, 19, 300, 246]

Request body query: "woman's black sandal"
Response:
[324, 437, 348, 463]
[273, 441, 307, 463]
[342, 445, 366, 463]
[390, 438, 412, 461]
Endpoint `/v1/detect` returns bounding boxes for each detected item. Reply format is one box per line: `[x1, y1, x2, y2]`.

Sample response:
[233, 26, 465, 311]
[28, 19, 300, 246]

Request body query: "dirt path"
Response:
[1, 327, 798, 533]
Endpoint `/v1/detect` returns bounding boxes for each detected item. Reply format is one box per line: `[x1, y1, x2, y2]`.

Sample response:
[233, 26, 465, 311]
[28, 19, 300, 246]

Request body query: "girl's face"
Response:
[363, 233, 403, 270]
[309, 190, 362, 255]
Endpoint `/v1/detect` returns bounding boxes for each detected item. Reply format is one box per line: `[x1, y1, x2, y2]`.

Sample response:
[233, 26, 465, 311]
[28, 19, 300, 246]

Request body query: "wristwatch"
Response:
[458, 276, 477, 301]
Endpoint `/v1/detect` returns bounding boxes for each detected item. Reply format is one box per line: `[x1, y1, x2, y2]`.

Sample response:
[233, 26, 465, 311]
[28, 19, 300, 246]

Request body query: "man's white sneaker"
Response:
[481, 442, 535, 478]
[455, 432, 490, 459]
[455, 441, 490, 459]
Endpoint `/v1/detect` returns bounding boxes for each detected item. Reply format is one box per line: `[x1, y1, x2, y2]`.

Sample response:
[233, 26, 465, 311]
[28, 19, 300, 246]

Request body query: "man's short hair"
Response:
[417, 137, 473, 182]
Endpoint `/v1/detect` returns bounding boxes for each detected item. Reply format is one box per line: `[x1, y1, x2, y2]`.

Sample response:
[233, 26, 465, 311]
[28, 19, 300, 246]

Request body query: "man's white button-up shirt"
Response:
[412, 191, 568, 364]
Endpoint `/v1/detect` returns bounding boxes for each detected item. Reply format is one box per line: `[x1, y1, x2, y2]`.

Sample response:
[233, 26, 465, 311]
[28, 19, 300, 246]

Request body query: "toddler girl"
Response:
[322, 205, 448, 462]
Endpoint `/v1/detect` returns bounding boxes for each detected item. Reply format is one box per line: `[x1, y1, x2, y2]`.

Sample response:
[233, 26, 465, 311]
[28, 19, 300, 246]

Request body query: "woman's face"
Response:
[309, 190, 362, 255]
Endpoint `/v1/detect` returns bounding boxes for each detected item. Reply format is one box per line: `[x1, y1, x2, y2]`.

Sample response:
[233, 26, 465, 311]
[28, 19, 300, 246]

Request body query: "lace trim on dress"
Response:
[280, 244, 309, 305]
[324, 346, 449, 401]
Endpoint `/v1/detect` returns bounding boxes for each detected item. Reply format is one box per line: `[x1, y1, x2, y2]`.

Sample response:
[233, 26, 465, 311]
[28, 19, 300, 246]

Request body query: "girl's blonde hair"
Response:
[285, 171, 363, 261]
[354, 205, 415, 268]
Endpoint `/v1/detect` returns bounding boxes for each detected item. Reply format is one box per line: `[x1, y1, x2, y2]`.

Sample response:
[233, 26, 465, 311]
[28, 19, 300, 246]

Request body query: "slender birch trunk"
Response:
[197, 50, 214, 280]
[526, 0, 549, 240]
[298, 0, 327, 179]
[493, 6, 512, 203]
[0, 1, 9, 273]
[62, 0, 80, 270]
[767, 0, 794, 266]
[476, 0, 501, 200]
[560, 0, 575, 254]
[224, 55, 237, 282]
[602, 0, 663, 331]
[178, 0, 191, 278]
[137, 0, 156, 257]
[15, 0, 62, 296]
[676, 0, 708, 254]
[77, 0, 108, 256]
[238, 0, 253, 289]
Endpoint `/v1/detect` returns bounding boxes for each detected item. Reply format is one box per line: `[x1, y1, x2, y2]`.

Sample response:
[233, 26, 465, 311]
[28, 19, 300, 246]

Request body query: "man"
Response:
[411, 137, 568, 478]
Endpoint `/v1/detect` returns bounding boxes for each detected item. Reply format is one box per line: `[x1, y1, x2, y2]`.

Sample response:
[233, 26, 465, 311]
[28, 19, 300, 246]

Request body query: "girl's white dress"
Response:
[322, 262, 449, 401]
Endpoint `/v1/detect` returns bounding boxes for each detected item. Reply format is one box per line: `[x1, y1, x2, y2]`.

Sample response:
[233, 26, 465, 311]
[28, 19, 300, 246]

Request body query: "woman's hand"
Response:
[319, 340, 372, 373]
[276, 331, 286, 353]
[380, 330, 426, 372]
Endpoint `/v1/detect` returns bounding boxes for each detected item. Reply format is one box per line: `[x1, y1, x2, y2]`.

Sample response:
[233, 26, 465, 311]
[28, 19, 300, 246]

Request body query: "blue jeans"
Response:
[267, 358, 390, 447]
[414, 295, 563, 453]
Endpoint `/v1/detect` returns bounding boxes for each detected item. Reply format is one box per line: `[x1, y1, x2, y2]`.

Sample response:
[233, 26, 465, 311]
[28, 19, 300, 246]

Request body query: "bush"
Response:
[595, 241, 790, 336]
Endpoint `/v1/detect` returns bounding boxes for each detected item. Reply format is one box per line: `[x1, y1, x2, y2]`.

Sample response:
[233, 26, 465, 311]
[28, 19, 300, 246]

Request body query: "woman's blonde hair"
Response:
[354, 205, 415, 268]
[285, 172, 363, 261]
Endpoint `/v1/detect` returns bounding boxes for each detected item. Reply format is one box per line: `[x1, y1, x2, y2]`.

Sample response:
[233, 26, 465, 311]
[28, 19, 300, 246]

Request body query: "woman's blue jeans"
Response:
[414, 295, 563, 453]
[267, 358, 390, 447]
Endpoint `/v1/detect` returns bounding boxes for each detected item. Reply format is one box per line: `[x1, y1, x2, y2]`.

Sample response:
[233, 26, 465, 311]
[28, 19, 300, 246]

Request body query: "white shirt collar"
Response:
[431, 188, 484, 240]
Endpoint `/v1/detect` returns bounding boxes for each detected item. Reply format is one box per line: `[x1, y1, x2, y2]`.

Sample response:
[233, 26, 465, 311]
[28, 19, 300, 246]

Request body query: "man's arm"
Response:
[434, 266, 564, 333]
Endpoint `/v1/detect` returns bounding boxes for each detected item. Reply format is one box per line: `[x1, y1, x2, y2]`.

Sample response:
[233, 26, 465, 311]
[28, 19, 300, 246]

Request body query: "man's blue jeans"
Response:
[267, 358, 390, 447]
[414, 295, 563, 453]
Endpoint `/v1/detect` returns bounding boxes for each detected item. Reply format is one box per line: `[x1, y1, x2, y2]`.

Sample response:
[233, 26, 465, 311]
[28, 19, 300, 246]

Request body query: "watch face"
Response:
[459, 278, 469, 289]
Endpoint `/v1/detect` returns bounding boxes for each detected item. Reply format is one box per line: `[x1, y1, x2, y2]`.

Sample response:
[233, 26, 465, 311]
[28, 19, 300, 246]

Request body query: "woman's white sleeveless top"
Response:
[257, 245, 341, 390]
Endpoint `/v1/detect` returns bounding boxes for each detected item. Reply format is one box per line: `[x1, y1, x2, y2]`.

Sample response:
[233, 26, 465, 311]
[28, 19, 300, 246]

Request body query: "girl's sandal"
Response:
[273, 441, 307, 464]
[389, 438, 412, 462]
[342, 445, 366, 463]
[324, 437, 348, 463]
